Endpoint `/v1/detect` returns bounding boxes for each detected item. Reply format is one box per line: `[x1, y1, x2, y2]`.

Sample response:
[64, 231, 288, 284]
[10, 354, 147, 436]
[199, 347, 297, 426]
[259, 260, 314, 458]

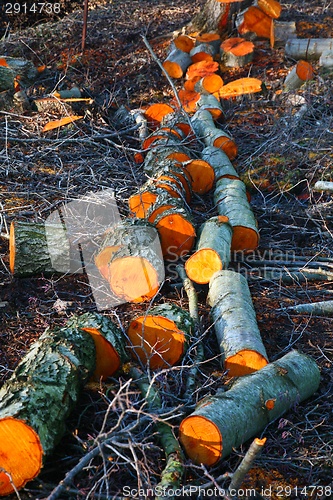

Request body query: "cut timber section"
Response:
[143, 103, 175, 128]
[0, 312, 127, 496]
[163, 48, 192, 79]
[185, 216, 232, 284]
[186, 60, 219, 80]
[194, 73, 224, 94]
[237, 6, 273, 40]
[173, 34, 195, 53]
[255, 0, 282, 18]
[190, 43, 216, 63]
[184, 158, 215, 194]
[285, 38, 333, 61]
[128, 303, 193, 369]
[191, 109, 238, 160]
[220, 37, 254, 68]
[154, 207, 196, 260]
[201, 146, 239, 181]
[147, 191, 187, 224]
[283, 60, 314, 91]
[94, 218, 164, 303]
[208, 270, 268, 376]
[9, 221, 70, 277]
[214, 177, 259, 251]
[179, 350, 320, 465]
[219, 77, 262, 98]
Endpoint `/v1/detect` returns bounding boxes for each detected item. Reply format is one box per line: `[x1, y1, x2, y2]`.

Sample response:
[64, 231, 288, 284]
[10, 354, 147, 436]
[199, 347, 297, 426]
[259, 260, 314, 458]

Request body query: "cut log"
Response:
[160, 113, 196, 142]
[237, 6, 273, 40]
[283, 60, 314, 91]
[196, 32, 221, 53]
[195, 93, 224, 120]
[128, 187, 160, 218]
[185, 216, 232, 284]
[175, 89, 201, 114]
[191, 109, 238, 160]
[9, 221, 70, 277]
[173, 34, 195, 53]
[0, 311, 127, 496]
[184, 76, 202, 92]
[184, 158, 215, 194]
[163, 48, 192, 79]
[0, 57, 38, 91]
[313, 181, 333, 192]
[285, 300, 333, 316]
[273, 21, 297, 46]
[95, 218, 164, 302]
[219, 77, 262, 98]
[179, 350, 320, 464]
[128, 303, 193, 369]
[220, 37, 254, 67]
[201, 146, 239, 180]
[190, 43, 216, 63]
[319, 50, 333, 69]
[186, 60, 220, 80]
[208, 270, 268, 376]
[285, 38, 333, 61]
[214, 177, 259, 251]
[147, 191, 186, 224]
[154, 167, 192, 203]
[194, 73, 224, 94]
[143, 147, 192, 178]
[154, 207, 196, 260]
[143, 103, 175, 128]
[142, 128, 184, 150]
[254, 0, 282, 19]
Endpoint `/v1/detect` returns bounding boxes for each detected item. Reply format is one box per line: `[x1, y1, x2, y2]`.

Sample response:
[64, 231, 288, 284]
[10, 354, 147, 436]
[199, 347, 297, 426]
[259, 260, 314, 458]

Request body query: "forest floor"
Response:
[0, 0, 333, 499]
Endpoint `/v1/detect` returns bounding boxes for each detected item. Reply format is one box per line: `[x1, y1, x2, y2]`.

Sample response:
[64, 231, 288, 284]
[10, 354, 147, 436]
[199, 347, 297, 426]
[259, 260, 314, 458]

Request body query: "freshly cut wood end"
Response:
[109, 255, 159, 302]
[221, 37, 254, 56]
[0, 417, 43, 496]
[225, 349, 269, 377]
[163, 60, 184, 79]
[296, 60, 314, 81]
[185, 248, 223, 284]
[196, 33, 221, 44]
[195, 74, 224, 94]
[257, 0, 282, 19]
[176, 89, 200, 113]
[241, 6, 273, 39]
[213, 135, 238, 160]
[255, 437, 267, 446]
[231, 226, 259, 251]
[143, 103, 175, 127]
[174, 34, 195, 53]
[128, 191, 158, 218]
[81, 327, 121, 381]
[219, 77, 262, 98]
[95, 245, 121, 280]
[186, 60, 219, 80]
[128, 315, 186, 369]
[155, 211, 196, 259]
[185, 159, 215, 194]
[179, 415, 222, 466]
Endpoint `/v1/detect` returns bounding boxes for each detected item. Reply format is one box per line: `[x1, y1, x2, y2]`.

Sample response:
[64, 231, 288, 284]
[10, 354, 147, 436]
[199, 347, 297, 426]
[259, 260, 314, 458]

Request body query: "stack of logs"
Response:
[1, 2, 322, 493]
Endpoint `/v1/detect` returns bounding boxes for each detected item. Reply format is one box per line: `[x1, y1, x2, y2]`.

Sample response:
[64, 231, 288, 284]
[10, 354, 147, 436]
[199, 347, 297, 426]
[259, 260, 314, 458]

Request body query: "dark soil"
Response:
[0, 1, 333, 499]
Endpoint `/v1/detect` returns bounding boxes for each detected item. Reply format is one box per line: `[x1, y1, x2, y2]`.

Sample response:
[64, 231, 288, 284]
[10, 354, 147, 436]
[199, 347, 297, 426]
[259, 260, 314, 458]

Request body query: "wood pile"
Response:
[2, 0, 328, 493]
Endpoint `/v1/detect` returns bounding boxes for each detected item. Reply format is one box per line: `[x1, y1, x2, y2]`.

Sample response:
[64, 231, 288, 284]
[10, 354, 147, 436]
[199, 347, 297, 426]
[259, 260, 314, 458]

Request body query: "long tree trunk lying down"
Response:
[179, 350, 320, 465]
[208, 270, 268, 376]
[9, 221, 71, 277]
[285, 38, 333, 61]
[185, 216, 233, 285]
[0, 312, 127, 496]
[94, 218, 164, 303]
[214, 178, 259, 251]
[201, 146, 239, 181]
[127, 303, 193, 369]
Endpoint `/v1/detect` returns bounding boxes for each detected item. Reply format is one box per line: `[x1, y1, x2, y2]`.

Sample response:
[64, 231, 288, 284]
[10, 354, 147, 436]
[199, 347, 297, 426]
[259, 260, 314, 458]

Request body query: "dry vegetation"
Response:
[0, 0, 333, 499]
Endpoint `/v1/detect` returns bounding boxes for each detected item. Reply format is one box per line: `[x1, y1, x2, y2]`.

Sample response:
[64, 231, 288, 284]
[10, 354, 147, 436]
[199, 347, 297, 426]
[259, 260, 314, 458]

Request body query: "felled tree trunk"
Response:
[220, 38, 254, 68]
[154, 207, 196, 260]
[128, 303, 193, 369]
[201, 146, 239, 181]
[9, 221, 71, 277]
[0, 312, 127, 496]
[184, 158, 215, 194]
[190, 0, 253, 34]
[179, 350, 320, 465]
[208, 270, 268, 376]
[185, 216, 233, 284]
[214, 177, 259, 251]
[94, 218, 164, 303]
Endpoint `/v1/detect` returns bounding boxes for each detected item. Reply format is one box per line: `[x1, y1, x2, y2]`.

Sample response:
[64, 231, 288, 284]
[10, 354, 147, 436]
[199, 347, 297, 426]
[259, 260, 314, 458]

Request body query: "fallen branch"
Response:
[228, 437, 266, 493]
[284, 300, 333, 316]
[313, 181, 333, 193]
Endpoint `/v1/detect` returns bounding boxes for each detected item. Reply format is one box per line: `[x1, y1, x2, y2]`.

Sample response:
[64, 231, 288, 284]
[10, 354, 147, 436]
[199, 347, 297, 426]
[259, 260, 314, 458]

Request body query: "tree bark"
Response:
[190, 0, 253, 35]
[179, 350, 320, 465]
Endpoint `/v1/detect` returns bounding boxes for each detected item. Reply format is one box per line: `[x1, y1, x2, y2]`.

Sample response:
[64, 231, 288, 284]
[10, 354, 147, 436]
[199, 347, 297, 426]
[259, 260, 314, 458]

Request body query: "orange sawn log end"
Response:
[231, 226, 259, 252]
[238, 6, 273, 39]
[128, 315, 187, 369]
[296, 60, 314, 81]
[179, 415, 222, 466]
[155, 212, 196, 259]
[225, 349, 269, 377]
[81, 327, 121, 380]
[185, 248, 223, 284]
[128, 191, 158, 218]
[184, 159, 215, 194]
[0, 417, 43, 496]
[143, 103, 175, 128]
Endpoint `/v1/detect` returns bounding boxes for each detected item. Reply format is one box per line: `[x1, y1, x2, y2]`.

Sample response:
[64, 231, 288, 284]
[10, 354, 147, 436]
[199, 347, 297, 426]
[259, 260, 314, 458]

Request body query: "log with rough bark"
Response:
[191, 109, 238, 160]
[128, 187, 160, 218]
[154, 206, 196, 260]
[208, 270, 268, 375]
[220, 37, 254, 67]
[0, 312, 127, 496]
[142, 127, 185, 150]
[94, 218, 164, 302]
[201, 146, 239, 180]
[9, 221, 71, 277]
[143, 147, 192, 178]
[163, 48, 192, 79]
[285, 38, 333, 61]
[0, 57, 39, 91]
[190, 0, 253, 34]
[214, 177, 259, 251]
[283, 60, 314, 91]
[128, 303, 193, 369]
[190, 43, 216, 63]
[174, 90, 224, 119]
[196, 32, 221, 52]
[147, 191, 187, 224]
[185, 216, 233, 284]
[179, 350, 320, 465]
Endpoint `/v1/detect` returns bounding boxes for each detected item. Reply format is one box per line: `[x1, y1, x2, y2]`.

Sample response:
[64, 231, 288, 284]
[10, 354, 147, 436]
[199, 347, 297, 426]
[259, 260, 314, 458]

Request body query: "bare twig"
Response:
[228, 438, 266, 494]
